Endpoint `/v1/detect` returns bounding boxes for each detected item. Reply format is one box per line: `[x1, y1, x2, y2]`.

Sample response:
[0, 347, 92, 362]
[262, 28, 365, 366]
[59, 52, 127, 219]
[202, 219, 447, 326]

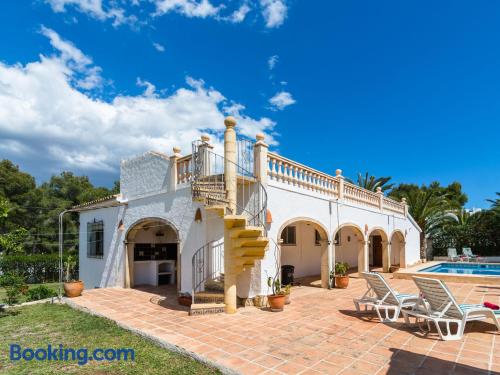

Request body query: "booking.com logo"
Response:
[10, 344, 135, 366]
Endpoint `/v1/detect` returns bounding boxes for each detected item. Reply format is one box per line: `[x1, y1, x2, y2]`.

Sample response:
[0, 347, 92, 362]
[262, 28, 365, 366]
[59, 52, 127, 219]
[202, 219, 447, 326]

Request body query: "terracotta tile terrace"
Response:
[67, 276, 500, 375]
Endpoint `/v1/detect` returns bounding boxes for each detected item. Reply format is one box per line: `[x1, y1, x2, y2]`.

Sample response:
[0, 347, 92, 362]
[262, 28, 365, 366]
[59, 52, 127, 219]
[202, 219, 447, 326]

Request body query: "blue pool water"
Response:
[420, 263, 500, 276]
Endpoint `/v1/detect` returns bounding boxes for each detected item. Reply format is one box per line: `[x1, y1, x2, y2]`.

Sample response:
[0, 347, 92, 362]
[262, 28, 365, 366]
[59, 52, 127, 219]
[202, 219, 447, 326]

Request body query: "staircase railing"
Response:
[191, 140, 268, 231]
[191, 240, 224, 304]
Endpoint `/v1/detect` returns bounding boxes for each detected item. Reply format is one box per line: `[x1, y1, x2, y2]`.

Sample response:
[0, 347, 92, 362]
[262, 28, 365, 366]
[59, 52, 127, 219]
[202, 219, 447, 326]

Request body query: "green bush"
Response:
[26, 285, 58, 302]
[0, 254, 76, 283]
[0, 272, 27, 305]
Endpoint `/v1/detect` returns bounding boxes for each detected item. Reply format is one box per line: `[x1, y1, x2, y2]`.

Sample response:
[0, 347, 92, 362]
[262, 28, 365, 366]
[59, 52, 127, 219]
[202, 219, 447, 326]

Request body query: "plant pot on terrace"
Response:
[266, 277, 287, 312]
[178, 293, 192, 307]
[63, 255, 84, 298]
[334, 262, 350, 289]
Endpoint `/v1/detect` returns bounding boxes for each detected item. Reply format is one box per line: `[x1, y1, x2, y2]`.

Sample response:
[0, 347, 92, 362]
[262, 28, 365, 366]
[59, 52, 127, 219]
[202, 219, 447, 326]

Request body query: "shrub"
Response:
[0, 254, 76, 283]
[335, 262, 349, 276]
[0, 272, 27, 305]
[26, 285, 58, 302]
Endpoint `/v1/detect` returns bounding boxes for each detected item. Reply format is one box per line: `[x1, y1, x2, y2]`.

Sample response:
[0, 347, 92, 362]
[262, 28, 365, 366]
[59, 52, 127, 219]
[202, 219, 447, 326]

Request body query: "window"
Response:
[87, 220, 104, 258]
[281, 226, 296, 245]
[315, 229, 322, 246]
[334, 231, 341, 246]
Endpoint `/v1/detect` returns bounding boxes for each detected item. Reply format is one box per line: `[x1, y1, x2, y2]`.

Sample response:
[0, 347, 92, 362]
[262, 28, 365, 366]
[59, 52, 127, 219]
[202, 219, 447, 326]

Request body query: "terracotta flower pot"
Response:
[178, 295, 192, 307]
[335, 275, 349, 289]
[64, 281, 84, 298]
[267, 294, 286, 311]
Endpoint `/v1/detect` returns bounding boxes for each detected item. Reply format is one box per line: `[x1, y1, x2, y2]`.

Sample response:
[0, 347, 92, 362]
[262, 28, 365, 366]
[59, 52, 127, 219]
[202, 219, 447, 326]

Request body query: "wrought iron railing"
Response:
[191, 240, 224, 304]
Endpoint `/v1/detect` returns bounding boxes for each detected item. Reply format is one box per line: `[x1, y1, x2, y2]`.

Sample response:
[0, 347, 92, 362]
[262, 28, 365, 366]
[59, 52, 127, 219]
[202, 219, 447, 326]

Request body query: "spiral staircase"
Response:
[189, 136, 269, 315]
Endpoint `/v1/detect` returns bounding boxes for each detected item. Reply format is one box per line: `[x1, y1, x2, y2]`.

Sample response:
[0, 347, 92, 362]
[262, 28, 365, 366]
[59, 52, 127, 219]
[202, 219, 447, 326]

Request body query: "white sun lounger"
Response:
[402, 276, 500, 341]
[353, 272, 419, 323]
[447, 248, 461, 262]
[462, 247, 479, 262]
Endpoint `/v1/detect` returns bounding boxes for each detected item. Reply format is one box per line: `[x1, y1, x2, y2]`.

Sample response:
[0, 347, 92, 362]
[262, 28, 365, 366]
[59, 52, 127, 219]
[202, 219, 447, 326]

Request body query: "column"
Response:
[376, 187, 384, 212]
[336, 169, 344, 199]
[169, 146, 181, 192]
[254, 133, 269, 185]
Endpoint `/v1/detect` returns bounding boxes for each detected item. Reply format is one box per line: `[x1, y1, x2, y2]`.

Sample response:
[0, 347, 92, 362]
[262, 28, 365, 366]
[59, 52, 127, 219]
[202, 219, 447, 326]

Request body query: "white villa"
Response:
[76, 117, 421, 314]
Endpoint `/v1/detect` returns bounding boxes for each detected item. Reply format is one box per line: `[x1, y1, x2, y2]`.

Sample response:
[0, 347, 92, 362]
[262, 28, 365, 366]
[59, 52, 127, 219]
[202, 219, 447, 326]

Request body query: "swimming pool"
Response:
[420, 262, 500, 276]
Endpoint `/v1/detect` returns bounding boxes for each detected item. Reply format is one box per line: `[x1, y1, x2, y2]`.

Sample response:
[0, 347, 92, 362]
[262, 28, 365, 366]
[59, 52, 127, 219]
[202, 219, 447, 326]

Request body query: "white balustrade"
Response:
[267, 152, 406, 214]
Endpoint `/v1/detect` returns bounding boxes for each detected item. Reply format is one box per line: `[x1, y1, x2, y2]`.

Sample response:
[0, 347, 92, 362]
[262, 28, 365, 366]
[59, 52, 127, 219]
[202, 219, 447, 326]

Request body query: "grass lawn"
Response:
[0, 303, 220, 375]
[0, 282, 59, 304]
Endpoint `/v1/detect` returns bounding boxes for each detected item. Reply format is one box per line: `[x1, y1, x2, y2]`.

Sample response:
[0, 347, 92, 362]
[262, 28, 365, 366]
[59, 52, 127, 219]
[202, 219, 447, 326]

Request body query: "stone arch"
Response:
[390, 229, 406, 269]
[333, 223, 367, 274]
[277, 217, 330, 288]
[367, 227, 390, 272]
[124, 217, 180, 289]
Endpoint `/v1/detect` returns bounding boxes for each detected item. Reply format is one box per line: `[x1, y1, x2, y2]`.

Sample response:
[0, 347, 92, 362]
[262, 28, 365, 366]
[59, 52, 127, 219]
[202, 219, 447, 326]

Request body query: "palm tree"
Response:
[402, 189, 451, 260]
[487, 192, 500, 209]
[348, 172, 394, 192]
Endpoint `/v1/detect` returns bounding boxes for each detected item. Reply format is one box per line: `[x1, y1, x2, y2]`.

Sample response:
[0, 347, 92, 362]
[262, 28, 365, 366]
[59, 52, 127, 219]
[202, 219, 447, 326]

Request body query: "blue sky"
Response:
[0, 1, 499, 208]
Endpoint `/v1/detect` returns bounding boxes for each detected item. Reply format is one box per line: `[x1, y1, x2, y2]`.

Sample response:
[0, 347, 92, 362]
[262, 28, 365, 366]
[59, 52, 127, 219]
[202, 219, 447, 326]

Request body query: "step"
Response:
[193, 291, 224, 304]
[232, 237, 269, 249]
[205, 205, 226, 217]
[230, 226, 263, 239]
[224, 215, 247, 229]
[232, 246, 267, 257]
[189, 303, 226, 316]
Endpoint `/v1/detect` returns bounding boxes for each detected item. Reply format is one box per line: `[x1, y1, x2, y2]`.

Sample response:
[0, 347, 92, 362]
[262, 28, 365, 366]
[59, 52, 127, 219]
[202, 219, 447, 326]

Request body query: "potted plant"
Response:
[283, 284, 292, 305]
[267, 276, 286, 311]
[334, 262, 350, 288]
[63, 255, 84, 297]
[178, 292, 192, 307]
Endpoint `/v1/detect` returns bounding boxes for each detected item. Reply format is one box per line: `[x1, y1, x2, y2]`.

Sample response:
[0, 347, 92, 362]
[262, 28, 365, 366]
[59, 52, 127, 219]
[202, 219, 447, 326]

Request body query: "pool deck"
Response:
[394, 262, 500, 285]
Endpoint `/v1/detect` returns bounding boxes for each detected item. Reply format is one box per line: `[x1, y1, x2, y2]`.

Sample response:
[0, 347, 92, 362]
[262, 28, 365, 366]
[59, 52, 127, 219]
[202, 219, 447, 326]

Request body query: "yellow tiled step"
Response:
[229, 226, 263, 239]
[232, 237, 268, 249]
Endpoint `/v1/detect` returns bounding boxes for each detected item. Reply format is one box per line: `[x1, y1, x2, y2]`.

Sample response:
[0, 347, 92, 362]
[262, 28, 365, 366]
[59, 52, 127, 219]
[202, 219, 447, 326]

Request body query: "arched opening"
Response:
[368, 228, 390, 272]
[125, 218, 180, 291]
[277, 218, 329, 288]
[333, 224, 366, 275]
[390, 230, 406, 269]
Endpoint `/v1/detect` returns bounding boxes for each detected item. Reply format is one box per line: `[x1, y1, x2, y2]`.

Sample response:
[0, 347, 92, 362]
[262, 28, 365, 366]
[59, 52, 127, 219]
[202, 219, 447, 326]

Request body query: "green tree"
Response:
[398, 188, 451, 259]
[348, 172, 394, 192]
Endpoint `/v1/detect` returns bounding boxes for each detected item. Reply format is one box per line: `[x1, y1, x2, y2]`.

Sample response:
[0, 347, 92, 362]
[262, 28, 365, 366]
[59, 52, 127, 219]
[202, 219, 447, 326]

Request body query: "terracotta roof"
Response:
[72, 194, 123, 211]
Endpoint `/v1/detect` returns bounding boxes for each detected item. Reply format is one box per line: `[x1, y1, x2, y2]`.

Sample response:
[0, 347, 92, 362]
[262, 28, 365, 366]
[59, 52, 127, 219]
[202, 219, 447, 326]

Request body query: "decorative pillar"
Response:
[224, 117, 237, 214]
[254, 133, 269, 185]
[336, 169, 344, 199]
[169, 146, 181, 192]
[223, 116, 238, 314]
[376, 187, 384, 212]
[402, 197, 408, 216]
[199, 135, 213, 177]
[327, 239, 334, 288]
[382, 240, 391, 272]
[359, 239, 369, 274]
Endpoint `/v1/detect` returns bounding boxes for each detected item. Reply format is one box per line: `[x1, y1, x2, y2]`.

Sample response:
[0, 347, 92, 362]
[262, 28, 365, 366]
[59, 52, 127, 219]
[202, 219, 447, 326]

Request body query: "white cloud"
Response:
[0, 29, 276, 176]
[269, 91, 295, 110]
[268, 55, 278, 70]
[153, 0, 222, 18]
[260, 0, 287, 28]
[44, 0, 289, 28]
[40, 25, 103, 90]
[225, 3, 251, 23]
[45, 0, 137, 27]
[152, 42, 165, 52]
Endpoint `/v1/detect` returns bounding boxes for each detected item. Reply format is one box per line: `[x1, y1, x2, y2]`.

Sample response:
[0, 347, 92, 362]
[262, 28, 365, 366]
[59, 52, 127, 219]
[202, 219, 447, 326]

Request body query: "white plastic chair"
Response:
[353, 272, 419, 323]
[462, 248, 479, 262]
[403, 276, 500, 341]
[447, 248, 461, 262]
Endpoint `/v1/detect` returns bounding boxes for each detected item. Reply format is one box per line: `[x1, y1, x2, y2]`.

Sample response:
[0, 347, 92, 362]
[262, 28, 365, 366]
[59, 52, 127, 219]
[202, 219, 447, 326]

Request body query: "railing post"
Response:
[224, 117, 237, 214]
[336, 169, 344, 199]
[198, 134, 213, 177]
[376, 187, 384, 212]
[254, 133, 269, 185]
[402, 197, 408, 216]
[169, 146, 181, 192]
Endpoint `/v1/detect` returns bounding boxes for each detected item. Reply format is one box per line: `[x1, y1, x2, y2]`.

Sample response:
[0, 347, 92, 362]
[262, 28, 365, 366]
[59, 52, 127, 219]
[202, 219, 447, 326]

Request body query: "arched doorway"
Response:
[125, 218, 180, 290]
[278, 218, 330, 288]
[390, 230, 406, 269]
[333, 224, 366, 274]
[368, 228, 390, 272]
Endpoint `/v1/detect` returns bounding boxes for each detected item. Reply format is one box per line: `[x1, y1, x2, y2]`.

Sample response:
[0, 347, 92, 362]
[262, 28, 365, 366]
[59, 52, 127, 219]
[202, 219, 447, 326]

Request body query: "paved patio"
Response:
[67, 276, 500, 374]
